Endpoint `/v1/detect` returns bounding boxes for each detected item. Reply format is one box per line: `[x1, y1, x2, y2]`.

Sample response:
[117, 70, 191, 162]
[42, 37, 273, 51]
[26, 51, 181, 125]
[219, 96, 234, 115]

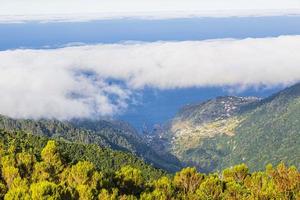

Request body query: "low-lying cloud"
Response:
[1, 35, 300, 119]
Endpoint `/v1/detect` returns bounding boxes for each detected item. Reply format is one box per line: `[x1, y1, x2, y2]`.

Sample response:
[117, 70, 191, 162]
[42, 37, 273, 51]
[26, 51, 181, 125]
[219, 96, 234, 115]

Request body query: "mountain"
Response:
[1, 83, 299, 174]
[0, 116, 182, 172]
[149, 83, 300, 172]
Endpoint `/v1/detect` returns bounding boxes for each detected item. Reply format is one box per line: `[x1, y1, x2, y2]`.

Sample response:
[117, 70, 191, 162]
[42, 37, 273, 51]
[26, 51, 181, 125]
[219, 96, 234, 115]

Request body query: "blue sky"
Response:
[1, 1, 300, 130]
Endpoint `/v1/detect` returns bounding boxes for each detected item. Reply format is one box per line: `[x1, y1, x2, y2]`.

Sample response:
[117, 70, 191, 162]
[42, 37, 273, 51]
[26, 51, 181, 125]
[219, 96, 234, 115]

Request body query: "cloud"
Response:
[0, 0, 300, 23]
[0, 55, 131, 119]
[0, 35, 300, 119]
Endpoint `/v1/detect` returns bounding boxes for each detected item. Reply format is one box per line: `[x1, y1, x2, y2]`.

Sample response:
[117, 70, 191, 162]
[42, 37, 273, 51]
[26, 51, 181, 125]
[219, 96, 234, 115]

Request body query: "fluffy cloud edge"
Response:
[0, 35, 300, 119]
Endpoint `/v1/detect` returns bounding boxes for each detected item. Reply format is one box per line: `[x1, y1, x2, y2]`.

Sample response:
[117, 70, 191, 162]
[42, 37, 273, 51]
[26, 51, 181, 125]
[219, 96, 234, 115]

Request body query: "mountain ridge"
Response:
[0, 115, 182, 172]
[0, 83, 299, 174]
[148, 82, 300, 172]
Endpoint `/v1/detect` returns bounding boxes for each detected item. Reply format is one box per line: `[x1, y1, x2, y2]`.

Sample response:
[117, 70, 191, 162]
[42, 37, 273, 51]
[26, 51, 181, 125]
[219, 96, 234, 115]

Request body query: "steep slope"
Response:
[0, 116, 182, 172]
[169, 96, 259, 156]
[0, 129, 165, 179]
[154, 83, 300, 172]
[221, 83, 300, 170]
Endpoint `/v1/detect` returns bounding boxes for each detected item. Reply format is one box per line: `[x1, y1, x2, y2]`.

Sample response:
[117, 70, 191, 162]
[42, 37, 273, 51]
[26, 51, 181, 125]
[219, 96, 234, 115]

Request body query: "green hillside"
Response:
[0, 129, 165, 180]
[155, 83, 300, 173]
[0, 130, 298, 199]
[1, 83, 299, 175]
[221, 83, 300, 170]
[0, 116, 182, 172]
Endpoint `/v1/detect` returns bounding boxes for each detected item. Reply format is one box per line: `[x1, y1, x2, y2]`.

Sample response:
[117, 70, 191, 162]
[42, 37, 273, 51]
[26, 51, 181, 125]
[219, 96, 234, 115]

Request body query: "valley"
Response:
[0, 83, 299, 199]
[1, 4, 300, 198]
[1, 83, 299, 174]
[147, 83, 300, 172]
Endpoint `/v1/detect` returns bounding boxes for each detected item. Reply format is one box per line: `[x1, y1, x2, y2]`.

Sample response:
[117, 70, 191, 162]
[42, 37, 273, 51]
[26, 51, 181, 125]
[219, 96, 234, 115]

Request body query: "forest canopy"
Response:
[0, 130, 299, 199]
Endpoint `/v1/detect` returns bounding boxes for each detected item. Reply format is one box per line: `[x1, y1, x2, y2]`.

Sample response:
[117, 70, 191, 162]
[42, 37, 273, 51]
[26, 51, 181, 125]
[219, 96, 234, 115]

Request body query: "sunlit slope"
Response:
[158, 83, 300, 172]
[221, 83, 300, 170]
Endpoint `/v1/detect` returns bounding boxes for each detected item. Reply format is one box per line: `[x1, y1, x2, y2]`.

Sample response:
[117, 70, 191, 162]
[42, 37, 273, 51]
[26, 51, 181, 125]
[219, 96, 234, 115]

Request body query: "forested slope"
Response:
[151, 83, 300, 173]
[0, 116, 181, 172]
[0, 129, 299, 199]
[0, 129, 165, 179]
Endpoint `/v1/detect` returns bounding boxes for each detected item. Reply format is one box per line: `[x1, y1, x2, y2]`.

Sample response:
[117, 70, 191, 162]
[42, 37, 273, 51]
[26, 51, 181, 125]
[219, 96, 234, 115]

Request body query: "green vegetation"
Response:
[0, 131, 299, 199]
[0, 129, 165, 180]
[155, 83, 300, 173]
[0, 116, 181, 172]
[0, 83, 299, 199]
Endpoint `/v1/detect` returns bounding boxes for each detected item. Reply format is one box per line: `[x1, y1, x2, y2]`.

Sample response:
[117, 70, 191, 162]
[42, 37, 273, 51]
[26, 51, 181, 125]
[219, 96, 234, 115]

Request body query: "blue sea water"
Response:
[1, 16, 299, 130]
[119, 86, 282, 131]
[2, 16, 300, 50]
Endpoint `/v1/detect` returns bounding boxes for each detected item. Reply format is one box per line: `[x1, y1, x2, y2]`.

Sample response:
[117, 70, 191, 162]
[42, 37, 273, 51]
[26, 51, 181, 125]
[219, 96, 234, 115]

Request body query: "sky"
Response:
[0, 1, 300, 129]
[1, 0, 300, 22]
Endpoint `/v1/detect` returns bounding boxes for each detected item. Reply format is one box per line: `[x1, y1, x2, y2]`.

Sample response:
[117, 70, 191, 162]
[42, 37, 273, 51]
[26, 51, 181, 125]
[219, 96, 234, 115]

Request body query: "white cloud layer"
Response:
[1, 35, 300, 119]
[0, 0, 300, 22]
